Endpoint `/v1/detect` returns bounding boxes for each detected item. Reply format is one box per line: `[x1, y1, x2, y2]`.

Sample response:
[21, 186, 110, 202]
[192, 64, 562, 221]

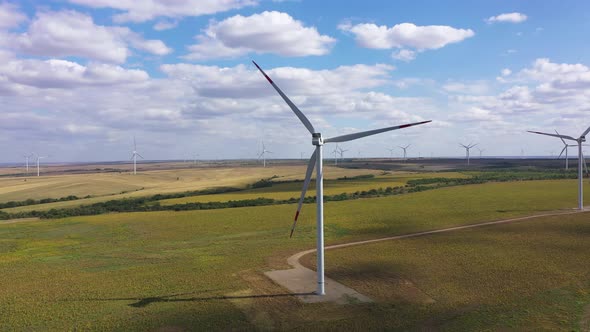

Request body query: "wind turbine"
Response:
[253, 61, 431, 295]
[460, 143, 477, 166]
[476, 147, 485, 159]
[528, 124, 590, 210]
[332, 145, 339, 165]
[258, 141, 272, 167]
[338, 146, 348, 162]
[387, 148, 396, 159]
[35, 154, 47, 177]
[23, 153, 33, 175]
[556, 130, 578, 170]
[398, 144, 411, 161]
[130, 137, 144, 175]
[193, 154, 199, 166]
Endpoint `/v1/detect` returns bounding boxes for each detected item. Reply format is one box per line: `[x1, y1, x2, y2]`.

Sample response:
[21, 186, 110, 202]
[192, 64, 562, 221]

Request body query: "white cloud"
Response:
[443, 81, 490, 95]
[0, 59, 149, 88]
[153, 20, 179, 31]
[183, 11, 335, 60]
[391, 49, 415, 62]
[501, 68, 512, 76]
[11, 10, 171, 63]
[486, 12, 528, 24]
[68, 0, 257, 23]
[0, 2, 27, 29]
[339, 22, 474, 50]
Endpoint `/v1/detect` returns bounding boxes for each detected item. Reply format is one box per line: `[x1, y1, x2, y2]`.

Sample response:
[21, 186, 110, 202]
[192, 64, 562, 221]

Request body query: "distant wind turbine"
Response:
[258, 141, 272, 167]
[460, 143, 477, 166]
[398, 144, 411, 161]
[338, 146, 348, 162]
[528, 124, 590, 210]
[253, 60, 431, 295]
[23, 153, 33, 175]
[130, 137, 144, 175]
[35, 154, 48, 177]
[332, 145, 339, 165]
[387, 148, 396, 159]
[476, 147, 485, 159]
[556, 130, 578, 170]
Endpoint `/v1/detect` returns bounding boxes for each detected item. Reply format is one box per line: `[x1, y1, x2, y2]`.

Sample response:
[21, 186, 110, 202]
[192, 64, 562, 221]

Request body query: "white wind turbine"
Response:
[253, 61, 431, 295]
[528, 124, 590, 210]
[387, 148, 396, 159]
[476, 147, 485, 159]
[130, 137, 144, 175]
[398, 144, 411, 161]
[338, 146, 348, 162]
[23, 153, 33, 175]
[460, 143, 477, 166]
[34, 154, 48, 177]
[332, 145, 339, 165]
[556, 130, 578, 170]
[258, 141, 272, 167]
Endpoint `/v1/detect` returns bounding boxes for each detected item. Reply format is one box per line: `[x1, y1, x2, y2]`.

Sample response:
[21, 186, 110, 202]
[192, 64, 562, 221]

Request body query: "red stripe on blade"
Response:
[294, 211, 300, 221]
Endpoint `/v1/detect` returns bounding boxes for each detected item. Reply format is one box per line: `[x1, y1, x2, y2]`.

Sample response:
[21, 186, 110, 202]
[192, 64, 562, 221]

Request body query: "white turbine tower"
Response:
[24, 153, 33, 175]
[35, 154, 47, 177]
[130, 137, 144, 175]
[253, 61, 431, 295]
[460, 143, 477, 166]
[399, 144, 411, 161]
[258, 141, 272, 167]
[528, 124, 590, 210]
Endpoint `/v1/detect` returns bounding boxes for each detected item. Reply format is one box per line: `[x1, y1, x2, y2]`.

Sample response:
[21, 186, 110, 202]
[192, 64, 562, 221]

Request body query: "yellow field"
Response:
[158, 171, 470, 205]
[0, 165, 384, 212]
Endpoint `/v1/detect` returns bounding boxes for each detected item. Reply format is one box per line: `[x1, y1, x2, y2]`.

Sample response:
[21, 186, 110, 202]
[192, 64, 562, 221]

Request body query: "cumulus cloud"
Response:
[0, 59, 149, 88]
[183, 11, 335, 60]
[486, 12, 528, 24]
[10, 10, 171, 63]
[68, 0, 257, 23]
[339, 22, 474, 50]
[391, 49, 415, 62]
[0, 2, 27, 29]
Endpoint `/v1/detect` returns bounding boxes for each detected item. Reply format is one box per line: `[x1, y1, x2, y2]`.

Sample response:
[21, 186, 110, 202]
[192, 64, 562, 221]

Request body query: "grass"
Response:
[301, 212, 590, 330]
[1, 179, 590, 329]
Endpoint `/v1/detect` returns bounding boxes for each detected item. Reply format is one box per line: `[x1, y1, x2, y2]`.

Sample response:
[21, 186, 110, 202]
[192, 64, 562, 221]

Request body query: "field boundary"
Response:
[271, 208, 588, 301]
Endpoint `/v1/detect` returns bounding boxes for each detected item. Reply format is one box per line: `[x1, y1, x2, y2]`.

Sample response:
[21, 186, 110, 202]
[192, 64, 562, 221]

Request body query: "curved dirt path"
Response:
[267, 208, 587, 303]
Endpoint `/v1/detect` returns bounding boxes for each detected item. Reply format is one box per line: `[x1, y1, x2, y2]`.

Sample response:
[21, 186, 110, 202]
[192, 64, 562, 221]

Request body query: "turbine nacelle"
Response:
[312, 133, 324, 146]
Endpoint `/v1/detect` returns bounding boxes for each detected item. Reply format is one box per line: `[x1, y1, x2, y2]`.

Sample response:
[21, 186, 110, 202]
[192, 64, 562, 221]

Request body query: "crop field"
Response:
[0, 165, 381, 213]
[157, 171, 470, 205]
[1, 176, 589, 330]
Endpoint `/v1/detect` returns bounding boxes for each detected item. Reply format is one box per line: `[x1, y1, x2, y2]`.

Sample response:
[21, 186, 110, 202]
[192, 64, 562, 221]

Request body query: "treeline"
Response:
[0, 195, 82, 209]
[0, 170, 582, 221]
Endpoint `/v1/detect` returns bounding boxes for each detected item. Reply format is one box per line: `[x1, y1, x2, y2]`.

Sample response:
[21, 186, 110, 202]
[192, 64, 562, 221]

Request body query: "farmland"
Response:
[1, 161, 590, 330]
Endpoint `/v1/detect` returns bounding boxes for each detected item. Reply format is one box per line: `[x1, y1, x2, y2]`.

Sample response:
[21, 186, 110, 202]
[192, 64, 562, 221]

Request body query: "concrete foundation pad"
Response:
[265, 267, 372, 304]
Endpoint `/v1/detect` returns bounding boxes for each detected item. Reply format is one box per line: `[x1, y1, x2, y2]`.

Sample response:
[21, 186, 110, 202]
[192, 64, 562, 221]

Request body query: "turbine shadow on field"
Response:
[87, 291, 315, 308]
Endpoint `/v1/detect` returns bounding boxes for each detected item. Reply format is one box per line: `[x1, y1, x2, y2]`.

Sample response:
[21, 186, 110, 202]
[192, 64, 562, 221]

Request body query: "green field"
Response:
[302, 213, 590, 330]
[1, 178, 589, 330]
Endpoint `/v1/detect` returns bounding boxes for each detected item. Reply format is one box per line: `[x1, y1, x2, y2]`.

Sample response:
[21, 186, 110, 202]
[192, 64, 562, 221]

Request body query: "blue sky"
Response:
[1, 0, 590, 162]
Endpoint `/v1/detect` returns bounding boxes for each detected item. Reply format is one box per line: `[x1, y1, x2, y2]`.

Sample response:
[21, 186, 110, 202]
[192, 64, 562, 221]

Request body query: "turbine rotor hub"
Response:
[312, 133, 324, 146]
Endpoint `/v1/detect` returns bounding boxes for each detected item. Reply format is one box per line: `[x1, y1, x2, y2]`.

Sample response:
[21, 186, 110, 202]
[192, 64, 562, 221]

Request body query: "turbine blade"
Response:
[136, 153, 144, 159]
[582, 125, 590, 138]
[290, 150, 317, 238]
[134, 136, 137, 151]
[325, 120, 431, 143]
[557, 146, 567, 159]
[555, 130, 567, 145]
[252, 61, 315, 134]
[527, 130, 577, 141]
